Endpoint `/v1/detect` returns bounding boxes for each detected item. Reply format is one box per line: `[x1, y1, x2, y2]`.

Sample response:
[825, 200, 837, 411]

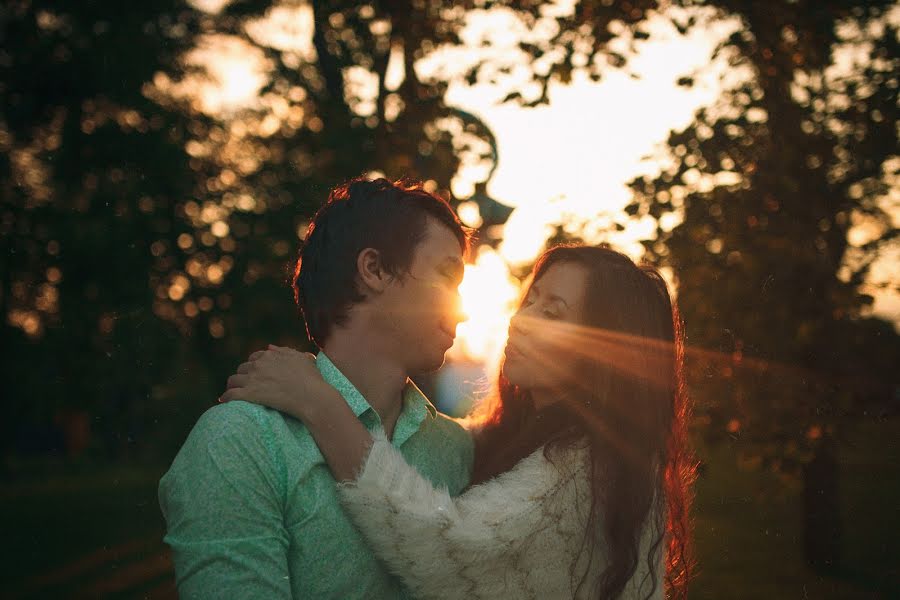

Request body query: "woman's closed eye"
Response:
[521, 296, 561, 320]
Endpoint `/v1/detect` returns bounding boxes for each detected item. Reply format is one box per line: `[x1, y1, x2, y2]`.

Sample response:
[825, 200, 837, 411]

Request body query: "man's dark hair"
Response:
[292, 177, 468, 348]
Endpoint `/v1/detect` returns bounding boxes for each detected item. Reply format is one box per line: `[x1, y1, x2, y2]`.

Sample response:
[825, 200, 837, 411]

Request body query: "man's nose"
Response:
[451, 292, 467, 324]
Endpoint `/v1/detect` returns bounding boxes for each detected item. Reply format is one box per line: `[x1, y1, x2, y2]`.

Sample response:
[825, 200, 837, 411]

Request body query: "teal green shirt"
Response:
[159, 353, 473, 599]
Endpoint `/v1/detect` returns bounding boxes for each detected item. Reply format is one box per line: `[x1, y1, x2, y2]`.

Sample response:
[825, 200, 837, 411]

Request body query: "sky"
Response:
[421, 5, 751, 368]
[441, 5, 898, 348]
[429, 6, 746, 263]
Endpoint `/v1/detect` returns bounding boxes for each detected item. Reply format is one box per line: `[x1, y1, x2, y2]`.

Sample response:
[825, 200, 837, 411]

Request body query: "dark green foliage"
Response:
[625, 0, 899, 567]
[1, 0, 202, 460]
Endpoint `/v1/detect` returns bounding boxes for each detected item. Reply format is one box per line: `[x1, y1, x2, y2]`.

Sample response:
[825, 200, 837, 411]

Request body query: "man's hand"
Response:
[220, 345, 337, 422]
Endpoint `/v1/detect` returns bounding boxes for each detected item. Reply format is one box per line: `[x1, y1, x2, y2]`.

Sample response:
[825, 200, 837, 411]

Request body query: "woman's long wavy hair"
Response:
[468, 245, 694, 599]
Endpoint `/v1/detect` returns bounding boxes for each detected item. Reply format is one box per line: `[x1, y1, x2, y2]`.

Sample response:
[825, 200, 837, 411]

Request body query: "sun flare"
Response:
[448, 247, 521, 370]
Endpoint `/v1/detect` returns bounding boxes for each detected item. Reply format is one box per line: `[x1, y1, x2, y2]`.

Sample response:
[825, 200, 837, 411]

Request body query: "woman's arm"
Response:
[220, 346, 371, 481]
[337, 437, 593, 599]
[292, 384, 373, 482]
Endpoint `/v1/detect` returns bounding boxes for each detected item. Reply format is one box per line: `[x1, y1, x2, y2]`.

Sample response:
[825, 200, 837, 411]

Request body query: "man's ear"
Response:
[357, 247, 393, 293]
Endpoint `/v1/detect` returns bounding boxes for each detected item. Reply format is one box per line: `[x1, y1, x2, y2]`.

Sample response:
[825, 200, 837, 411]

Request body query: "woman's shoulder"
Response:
[535, 437, 592, 471]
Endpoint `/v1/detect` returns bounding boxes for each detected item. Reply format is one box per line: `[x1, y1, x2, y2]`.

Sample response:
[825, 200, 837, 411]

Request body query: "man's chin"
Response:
[409, 352, 447, 376]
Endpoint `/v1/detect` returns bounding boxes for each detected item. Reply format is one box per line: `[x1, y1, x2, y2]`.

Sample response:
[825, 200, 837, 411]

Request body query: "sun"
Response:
[448, 247, 522, 371]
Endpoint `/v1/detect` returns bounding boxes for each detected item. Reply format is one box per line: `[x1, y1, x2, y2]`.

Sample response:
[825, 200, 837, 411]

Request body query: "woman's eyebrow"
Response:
[546, 294, 570, 309]
[528, 285, 568, 308]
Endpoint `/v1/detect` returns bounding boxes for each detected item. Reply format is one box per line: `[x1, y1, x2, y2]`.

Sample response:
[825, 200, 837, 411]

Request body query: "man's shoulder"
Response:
[196, 399, 277, 428]
[170, 401, 316, 469]
[162, 402, 323, 494]
[164, 403, 269, 468]
[183, 401, 283, 444]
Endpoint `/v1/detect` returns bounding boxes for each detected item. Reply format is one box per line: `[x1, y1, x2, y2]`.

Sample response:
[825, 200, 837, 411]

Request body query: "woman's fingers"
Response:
[219, 388, 240, 403]
[236, 361, 255, 374]
[217, 348, 329, 419]
[226, 373, 249, 389]
[265, 344, 315, 361]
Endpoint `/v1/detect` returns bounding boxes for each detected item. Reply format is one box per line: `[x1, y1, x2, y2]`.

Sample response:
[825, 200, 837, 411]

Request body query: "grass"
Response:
[1, 463, 172, 598]
[691, 417, 900, 599]
[2, 419, 897, 598]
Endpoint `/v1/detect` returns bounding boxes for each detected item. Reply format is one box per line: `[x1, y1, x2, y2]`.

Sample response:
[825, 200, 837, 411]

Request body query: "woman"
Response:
[227, 245, 693, 599]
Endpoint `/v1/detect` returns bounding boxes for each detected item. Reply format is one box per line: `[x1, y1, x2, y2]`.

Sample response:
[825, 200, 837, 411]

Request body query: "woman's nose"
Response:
[508, 309, 530, 338]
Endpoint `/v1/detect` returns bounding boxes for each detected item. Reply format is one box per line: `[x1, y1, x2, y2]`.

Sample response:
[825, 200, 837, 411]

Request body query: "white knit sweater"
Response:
[338, 433, 664, 599]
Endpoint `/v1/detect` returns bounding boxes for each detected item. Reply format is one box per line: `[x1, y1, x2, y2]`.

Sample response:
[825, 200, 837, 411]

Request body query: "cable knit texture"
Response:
[338, 431, 664, 599]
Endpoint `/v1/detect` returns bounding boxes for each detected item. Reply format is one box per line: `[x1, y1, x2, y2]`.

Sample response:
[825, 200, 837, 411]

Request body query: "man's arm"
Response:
[159, 402, 292, 599]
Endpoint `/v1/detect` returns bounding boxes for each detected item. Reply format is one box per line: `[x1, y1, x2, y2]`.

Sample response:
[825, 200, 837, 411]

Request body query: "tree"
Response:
[0, 0, 204, 460]
[626, 0, 899, 571]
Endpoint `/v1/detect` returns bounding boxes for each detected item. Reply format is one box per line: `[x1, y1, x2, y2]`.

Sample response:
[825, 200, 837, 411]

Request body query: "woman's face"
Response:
[503, 261, 589, 393]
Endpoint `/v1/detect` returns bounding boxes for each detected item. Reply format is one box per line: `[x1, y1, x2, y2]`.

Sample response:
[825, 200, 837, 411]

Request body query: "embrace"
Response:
[159, 177, 693, 599]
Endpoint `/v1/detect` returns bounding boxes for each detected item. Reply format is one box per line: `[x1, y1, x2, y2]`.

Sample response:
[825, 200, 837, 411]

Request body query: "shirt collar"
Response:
[316, 351, 372, 418]
[316, 352, 436, 446]
[393, 378, 437, 447]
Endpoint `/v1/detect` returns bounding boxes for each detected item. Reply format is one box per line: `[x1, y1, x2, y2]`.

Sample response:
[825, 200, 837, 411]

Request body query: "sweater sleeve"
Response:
[337, 433, 591, 599]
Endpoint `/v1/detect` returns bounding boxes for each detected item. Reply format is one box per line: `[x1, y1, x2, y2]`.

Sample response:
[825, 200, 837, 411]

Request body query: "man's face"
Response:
[374, 217, 465, 374]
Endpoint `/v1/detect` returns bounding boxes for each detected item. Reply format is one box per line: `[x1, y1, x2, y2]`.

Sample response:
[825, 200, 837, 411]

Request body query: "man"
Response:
[159, 177, 473, 598]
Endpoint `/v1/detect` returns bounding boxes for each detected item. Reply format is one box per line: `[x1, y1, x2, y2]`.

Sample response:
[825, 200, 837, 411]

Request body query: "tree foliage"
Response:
[1, 0, 664, 460]
[1, 0, 203, 458]
[627, 1, 899, 472]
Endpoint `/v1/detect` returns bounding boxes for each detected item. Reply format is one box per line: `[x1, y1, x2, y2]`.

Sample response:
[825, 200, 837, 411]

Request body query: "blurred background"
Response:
[2, 0, 898, 597]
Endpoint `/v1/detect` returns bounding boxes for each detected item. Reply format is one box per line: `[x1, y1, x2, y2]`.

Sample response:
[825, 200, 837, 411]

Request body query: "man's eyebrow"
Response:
[441, 256, 464, 270]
